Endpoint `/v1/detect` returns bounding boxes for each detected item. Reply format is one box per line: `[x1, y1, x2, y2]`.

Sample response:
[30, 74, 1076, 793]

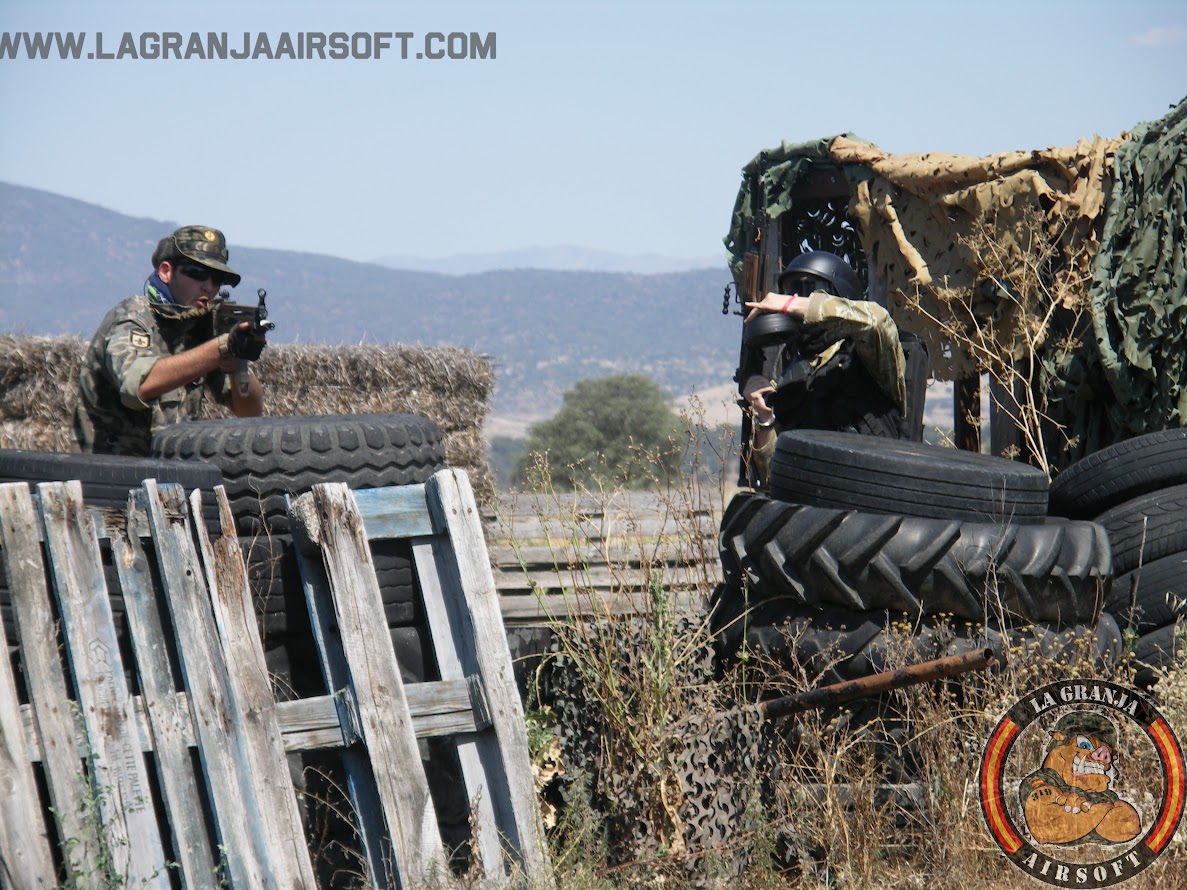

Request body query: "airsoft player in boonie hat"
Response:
[73, 224, 265, 456]
[152, 225, 242, 287]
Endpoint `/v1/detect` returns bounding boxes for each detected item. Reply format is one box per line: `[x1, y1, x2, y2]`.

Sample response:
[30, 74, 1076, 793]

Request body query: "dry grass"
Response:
[493, 413, 1187, 889]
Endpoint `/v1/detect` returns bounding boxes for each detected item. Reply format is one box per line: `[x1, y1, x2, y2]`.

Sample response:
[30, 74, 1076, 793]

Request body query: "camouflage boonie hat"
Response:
[152, 225, 241, 287]
[1050, 711, 1119, 751]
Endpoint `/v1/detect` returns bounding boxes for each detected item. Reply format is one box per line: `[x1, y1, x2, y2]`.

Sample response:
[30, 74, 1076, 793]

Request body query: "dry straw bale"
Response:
[0, 334, 495, 501]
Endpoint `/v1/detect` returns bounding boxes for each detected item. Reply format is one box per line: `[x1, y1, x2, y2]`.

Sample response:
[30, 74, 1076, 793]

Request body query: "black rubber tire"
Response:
[711, 596, 1124, 686]
[1104, 550, 1187, 635]
[0, 448, 223, 528]
[1096, 483, 1187, 577]
[242, 535, 421, 640]
[1131, 624, 1186, 689]
[719, 492, 1110, 625]
[150, 414, 447, 536]
[1049, 429, 1187, 519]
[768, 430, 1050, 524]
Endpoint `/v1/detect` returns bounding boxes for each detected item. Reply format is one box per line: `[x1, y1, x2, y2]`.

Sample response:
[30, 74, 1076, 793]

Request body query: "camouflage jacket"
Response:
[73, 295, 231, 456]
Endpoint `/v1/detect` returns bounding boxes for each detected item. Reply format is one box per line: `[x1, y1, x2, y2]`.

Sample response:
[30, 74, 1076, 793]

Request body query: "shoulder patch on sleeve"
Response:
[130, 330, 151, 349]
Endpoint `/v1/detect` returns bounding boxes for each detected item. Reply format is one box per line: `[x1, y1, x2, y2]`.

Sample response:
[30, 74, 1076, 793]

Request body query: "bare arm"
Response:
[138, 336, 224, 402]
[138, 325, 264, 417]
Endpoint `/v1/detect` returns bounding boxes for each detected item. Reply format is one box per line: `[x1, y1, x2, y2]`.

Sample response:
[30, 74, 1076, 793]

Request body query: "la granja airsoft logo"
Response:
[981, 679, 1185, 887]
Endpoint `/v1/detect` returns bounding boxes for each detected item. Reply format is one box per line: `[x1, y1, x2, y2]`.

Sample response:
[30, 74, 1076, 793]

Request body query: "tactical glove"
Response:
[226, 323, 268, 361]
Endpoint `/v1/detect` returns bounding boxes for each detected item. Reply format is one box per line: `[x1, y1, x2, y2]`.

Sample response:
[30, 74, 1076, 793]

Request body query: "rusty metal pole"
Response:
[755, 647, 995, 722]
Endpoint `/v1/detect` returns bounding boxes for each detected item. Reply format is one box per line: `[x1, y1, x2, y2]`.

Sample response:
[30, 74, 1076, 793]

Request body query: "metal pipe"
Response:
[755, 647, 995, 722]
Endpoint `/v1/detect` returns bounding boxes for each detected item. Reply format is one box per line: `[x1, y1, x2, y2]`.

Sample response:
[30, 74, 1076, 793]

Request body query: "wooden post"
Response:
[954, 373, 982, 452]
[0, 488, 56, 888]
[0, 483, 100, 886]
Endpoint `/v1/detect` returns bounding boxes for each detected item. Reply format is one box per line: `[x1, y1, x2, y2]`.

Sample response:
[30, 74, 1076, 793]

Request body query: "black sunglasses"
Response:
[175, 262, 227, 285]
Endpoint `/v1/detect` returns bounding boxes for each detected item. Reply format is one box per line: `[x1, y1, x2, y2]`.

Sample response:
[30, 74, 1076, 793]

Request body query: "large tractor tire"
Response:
[719, 492, 1110, 626]
[151, 413, 446, 693]
[769, 430, 1050, 524]
[150, 413, 446, 537]
[711, 595, 1124, 688]
[1049, 429, 1187, 519]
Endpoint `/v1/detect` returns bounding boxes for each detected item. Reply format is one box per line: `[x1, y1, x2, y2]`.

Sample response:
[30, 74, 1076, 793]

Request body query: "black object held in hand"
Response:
[218, 288, 274, 395]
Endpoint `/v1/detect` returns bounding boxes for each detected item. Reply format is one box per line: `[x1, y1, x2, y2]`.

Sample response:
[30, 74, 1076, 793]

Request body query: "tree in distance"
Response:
[512, 374, 684, 491]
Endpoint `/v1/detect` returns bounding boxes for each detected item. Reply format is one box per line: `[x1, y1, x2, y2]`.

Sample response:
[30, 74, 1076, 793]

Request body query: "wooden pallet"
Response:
[0, 469, 551, 888]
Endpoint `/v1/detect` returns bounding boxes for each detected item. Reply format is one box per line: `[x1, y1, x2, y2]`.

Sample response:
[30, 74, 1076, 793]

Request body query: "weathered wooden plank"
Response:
[108, 498, 218, 886]
[427, 470, 553, 883]
[289, 495, 394, 889]
[22, 680, 491, 763]
[0, 497, 56, 888]
[490, 541, 716, 567]
[140, 480, 268, 890]
[413, 537, 505, 873]
[488, 490, 710, 516]
[191, 486, 318, 889]
[38, 481, 169, 887]
[492, 564, 718, 598]
[297, 484, 447, 885]
[487, 520, 716, 547]
[0, 483, 102, 886]
[497, 590, 707, 621]
[353, 483, 434, 539]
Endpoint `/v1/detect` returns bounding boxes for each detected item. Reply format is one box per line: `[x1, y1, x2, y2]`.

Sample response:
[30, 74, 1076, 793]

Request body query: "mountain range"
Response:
[0, 182, 742, 427]
[372, 246, 723, 276]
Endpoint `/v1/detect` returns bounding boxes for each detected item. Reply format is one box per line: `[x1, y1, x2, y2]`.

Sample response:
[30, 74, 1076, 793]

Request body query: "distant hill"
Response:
[0, 182, 741, 421]
[373, 246, 723, 275]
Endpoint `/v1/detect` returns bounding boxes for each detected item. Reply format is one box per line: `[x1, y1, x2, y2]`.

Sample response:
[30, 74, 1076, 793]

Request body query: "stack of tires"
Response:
[149, 413, 449, 698]
[150, 413, 474, 875]
[712, 431, 1122, 688]
[1048, 430, 1187, 686]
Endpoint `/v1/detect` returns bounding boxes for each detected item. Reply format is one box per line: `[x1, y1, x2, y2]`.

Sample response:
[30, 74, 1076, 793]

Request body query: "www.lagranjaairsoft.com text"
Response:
[0, 31, 496, 61]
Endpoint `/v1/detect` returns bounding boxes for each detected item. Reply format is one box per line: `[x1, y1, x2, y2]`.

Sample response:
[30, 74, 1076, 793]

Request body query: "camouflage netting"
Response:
[725, 96, 1187, 464]
[0, 335, 496, 502]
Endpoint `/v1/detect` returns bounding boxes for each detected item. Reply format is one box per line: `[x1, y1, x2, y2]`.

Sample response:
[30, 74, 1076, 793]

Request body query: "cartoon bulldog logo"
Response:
[1020, 711, 1141, 846]
[981, 679, 1185, 888]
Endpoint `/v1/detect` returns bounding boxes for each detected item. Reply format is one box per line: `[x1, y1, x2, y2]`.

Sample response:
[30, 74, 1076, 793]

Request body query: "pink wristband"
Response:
[780, 295, 796, 314]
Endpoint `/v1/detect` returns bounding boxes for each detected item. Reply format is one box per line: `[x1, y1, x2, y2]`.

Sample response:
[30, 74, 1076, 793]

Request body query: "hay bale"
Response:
[0, 334, 495, 502]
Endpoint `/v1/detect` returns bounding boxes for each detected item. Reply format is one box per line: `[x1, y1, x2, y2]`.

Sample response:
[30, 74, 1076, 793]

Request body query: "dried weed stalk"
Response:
[904, 206, 1094, 475]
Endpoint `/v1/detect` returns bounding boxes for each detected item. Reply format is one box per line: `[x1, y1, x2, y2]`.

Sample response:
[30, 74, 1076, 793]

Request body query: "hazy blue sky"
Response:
[2, 0, 1184, 265]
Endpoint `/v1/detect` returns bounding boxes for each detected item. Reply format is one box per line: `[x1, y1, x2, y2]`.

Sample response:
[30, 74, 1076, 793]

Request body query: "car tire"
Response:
[768, 430, 1050, 523]
[1096, 483, 1187, 577]
[1104, 550, 1187, 635]
[1049, 429, 1187, 519]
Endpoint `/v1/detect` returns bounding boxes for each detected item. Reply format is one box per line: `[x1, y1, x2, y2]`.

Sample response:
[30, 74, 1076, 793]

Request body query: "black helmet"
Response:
[777, 251, 863, 301]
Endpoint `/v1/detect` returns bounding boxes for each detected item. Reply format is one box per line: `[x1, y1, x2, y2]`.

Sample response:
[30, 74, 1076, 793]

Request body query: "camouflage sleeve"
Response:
[102, 304, 166, 410]
[803, 293, 907, 412]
